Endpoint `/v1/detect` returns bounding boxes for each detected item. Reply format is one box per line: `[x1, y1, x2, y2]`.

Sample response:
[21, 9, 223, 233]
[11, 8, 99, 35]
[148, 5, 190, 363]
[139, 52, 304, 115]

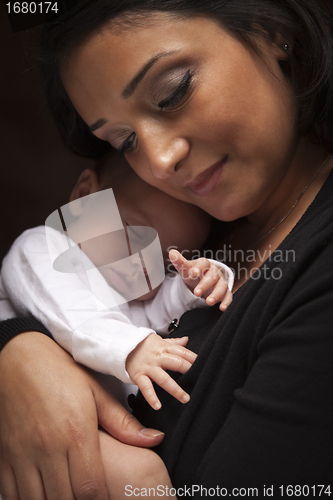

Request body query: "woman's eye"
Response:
[158, 70, 193, 111]
[116, 70, 193, 154]
[118, 131, 137, 155]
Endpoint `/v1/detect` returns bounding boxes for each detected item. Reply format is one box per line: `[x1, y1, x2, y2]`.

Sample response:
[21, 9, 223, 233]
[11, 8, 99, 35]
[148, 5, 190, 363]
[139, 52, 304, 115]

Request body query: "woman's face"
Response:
[61, 14, 298, 221]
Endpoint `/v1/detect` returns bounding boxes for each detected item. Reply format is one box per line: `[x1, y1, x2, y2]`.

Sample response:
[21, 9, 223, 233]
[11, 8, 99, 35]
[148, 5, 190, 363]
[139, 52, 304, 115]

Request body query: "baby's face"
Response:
[99, 162, 212, 300]
[115, 175, 211, 258]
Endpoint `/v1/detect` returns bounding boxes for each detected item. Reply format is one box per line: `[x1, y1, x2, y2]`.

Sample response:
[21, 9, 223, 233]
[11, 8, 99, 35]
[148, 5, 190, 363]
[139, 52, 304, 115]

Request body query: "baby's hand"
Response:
[169, 249, 233, 311]
[126, 334, 196, 410]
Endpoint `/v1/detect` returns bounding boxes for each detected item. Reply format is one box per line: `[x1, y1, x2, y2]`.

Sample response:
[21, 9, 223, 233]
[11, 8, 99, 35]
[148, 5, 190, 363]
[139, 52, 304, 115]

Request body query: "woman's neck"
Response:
[247, 139, 331, 232]
[218, 140, 333, 292]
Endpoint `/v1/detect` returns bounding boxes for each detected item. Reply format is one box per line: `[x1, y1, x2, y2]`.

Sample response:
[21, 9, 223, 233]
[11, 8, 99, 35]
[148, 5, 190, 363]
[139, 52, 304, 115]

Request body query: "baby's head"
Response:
[70, 149, 212, 299]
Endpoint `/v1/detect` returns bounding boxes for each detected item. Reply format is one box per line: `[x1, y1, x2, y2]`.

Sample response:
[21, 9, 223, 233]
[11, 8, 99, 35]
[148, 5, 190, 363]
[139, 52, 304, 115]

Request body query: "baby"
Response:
[0, 150, 233, 412]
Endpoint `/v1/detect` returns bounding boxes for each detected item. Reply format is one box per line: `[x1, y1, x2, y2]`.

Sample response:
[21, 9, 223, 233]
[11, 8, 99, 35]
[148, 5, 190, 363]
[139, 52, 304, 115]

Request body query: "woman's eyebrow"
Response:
[89, 51, 179, 132]
[122, 50, 178, 99]
[89, 118, 108, 132]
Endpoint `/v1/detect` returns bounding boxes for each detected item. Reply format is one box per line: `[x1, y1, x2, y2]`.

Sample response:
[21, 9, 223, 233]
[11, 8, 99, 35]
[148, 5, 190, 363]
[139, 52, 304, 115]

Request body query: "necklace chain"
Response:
[229, 153, 332, 254]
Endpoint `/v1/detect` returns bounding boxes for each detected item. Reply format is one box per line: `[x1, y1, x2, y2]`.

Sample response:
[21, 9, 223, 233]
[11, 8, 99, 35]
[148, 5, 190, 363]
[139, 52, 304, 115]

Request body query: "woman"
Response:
[1, 0, 333, 498]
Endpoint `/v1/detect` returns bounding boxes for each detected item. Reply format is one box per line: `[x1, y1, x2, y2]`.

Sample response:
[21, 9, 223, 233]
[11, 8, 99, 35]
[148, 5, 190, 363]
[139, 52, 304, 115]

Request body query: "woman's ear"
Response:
[273, 33, 293, 61]
[69, 169, 100, 216]
[254, 31, 293, 62]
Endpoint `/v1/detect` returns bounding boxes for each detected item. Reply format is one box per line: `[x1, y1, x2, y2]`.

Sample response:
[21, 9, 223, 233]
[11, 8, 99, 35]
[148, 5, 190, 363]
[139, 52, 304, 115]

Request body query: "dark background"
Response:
[0, 2, 95, 264]
[1, 0, 333, 265]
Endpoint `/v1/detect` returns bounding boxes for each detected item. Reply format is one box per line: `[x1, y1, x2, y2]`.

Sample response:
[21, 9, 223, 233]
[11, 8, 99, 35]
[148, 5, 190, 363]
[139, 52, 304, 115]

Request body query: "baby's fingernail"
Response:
[182, 394, 190, 403]
[207, 297, 215, 304]
[153, 402, 162, 410]
[140, 428, 165, 438]
[195, 288, 202, 296]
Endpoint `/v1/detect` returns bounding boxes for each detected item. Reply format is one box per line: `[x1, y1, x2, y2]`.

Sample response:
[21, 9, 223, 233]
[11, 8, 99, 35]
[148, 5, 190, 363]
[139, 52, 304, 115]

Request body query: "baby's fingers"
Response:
[219, 289, 233, 311]
[190, 258, 212, 280]
[168, 249, 194, 279]
[165, 343, 197, 366]
[150, 367, 190, 405]
[164, 336, 189, 347]
[136, 374, 162, 411]
[204, 278, 229, 305]
[194, 266, 224, 298]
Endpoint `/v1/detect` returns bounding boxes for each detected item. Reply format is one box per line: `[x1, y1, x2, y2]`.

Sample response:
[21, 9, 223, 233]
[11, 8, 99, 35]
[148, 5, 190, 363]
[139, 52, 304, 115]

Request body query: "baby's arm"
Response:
[0, 277, 17, 320]
[125, 251, 233, 409]
[0, 227, 157, 384]
[126, 251, 233, 409]
[1, 227, 197, 407]
[142, 252, 234, 335]
[169, 249, 234, 311]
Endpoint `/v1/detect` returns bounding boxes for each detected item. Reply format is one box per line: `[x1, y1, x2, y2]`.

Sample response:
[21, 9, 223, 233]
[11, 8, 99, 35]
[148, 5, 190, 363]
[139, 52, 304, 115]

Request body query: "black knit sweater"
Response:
[133, 171, 333, 497]
[1, 173, 333, 498]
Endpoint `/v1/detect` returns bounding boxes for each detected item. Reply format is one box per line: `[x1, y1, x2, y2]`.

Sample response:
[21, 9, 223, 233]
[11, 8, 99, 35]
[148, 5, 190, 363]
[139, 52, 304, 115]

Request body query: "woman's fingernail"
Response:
[182, 394, 190, 403]
[140, 428, 165, 438]
[153, 402, 162, 410]
[195, 288, 202, 295]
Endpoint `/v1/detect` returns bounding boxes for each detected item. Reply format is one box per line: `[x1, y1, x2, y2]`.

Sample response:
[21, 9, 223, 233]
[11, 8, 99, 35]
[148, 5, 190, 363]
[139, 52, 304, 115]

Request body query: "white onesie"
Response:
[0, 226, 234, 406]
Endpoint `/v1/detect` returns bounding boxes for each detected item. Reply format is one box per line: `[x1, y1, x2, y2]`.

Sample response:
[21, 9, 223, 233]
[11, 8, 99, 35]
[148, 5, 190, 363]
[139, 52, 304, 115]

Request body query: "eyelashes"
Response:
[119, 131, 136, 155]
[158, 69, 193, 110]
[118, 69, 194, 155]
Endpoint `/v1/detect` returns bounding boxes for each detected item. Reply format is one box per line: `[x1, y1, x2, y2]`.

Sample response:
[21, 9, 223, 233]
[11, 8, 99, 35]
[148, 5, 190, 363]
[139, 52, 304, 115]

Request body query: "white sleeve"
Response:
[0, 227, 153, 384]
[144, 259, 234, 335]
[0, 277, 17, 320]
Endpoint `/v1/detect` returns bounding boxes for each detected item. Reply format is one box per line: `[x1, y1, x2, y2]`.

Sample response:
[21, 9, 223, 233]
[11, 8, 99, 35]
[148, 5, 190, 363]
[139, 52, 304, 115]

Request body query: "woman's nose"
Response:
[140, 125, 190, 179]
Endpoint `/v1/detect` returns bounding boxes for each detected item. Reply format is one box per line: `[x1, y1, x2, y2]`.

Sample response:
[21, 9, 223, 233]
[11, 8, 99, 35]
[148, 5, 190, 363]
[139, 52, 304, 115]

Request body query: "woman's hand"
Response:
[0, 331, 164, 500]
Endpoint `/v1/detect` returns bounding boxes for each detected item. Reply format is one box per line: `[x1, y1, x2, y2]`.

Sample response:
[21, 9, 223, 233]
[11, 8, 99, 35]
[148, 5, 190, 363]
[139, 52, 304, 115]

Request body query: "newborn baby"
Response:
[0, 150, 234, 410]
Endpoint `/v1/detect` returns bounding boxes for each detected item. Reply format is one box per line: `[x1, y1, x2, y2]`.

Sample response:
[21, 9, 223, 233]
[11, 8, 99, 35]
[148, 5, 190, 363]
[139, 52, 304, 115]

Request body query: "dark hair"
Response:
[39, 0, 333, 158]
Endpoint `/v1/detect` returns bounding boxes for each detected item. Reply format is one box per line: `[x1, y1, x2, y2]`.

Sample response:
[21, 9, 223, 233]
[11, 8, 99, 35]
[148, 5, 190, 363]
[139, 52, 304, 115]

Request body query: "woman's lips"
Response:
[186, 157, 227, 197]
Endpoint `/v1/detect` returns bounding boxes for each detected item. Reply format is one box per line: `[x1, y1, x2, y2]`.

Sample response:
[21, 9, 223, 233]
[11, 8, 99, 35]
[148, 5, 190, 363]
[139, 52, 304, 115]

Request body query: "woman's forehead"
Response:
[60, 15, 228, 120]
[66, 13, 225, 66]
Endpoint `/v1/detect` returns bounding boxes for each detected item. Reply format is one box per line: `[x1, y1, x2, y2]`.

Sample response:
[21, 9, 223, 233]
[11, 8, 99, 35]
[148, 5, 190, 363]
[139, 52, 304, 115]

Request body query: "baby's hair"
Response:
[94, 147, 124, 178]
[93, 147, 118, 181]
[93, 147, 133, 185]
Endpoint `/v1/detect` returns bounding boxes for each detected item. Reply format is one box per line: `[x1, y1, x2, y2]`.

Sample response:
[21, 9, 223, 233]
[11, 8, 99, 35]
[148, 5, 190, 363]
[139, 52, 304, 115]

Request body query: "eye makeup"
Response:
[105, 128, 136, 153]
[117, 67, 195, 154]
[158, 69, 193, 110]
[105, 59, 198, 154]
[118, 131, 137, 155]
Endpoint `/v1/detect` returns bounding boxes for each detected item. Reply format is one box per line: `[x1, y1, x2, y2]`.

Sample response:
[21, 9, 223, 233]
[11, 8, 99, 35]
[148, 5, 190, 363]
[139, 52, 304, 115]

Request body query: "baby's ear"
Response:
[69, 169, 99, 216]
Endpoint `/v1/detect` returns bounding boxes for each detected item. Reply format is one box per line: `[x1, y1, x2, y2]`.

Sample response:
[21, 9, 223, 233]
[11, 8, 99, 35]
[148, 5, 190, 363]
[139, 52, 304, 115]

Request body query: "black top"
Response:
[134, 171, 333, 496]
[1, 173, 333, 498]
[0, 317, 53, 350]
